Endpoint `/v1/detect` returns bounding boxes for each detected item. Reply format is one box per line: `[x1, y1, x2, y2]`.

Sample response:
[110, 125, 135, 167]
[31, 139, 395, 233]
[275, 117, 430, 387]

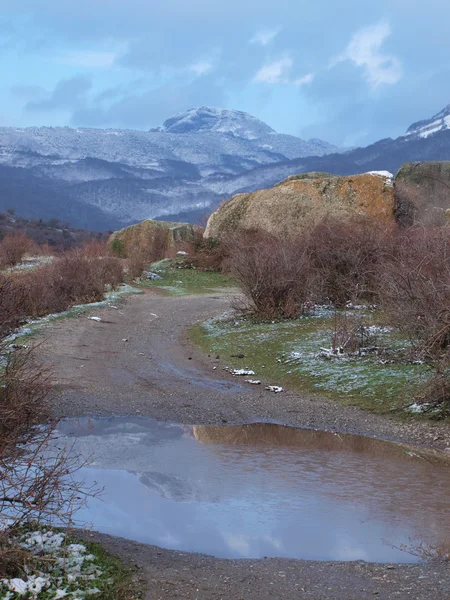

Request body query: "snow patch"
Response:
[366, 170, 394, 178]
[231, 369, 256, 376]
[266, 385, 283, 393]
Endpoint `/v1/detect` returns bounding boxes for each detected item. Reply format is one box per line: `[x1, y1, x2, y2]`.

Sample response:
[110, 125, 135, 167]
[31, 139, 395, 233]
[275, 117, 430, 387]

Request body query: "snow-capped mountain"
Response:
[150, 106, 275, 139]
[1, 104, 450, 230]
[0, 108, 338, 229]
[405, 105, 450, 139]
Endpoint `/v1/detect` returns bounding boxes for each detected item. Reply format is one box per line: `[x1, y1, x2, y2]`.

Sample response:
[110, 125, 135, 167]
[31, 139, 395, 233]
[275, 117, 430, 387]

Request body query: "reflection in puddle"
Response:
[57, 418, 450, 563]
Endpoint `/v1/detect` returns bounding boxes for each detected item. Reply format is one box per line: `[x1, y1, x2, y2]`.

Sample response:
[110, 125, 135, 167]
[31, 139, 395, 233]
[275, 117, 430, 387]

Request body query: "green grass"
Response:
[138, 259, 235, 296]
[189, 310, 431, 414]
[80, 537, 142, 600]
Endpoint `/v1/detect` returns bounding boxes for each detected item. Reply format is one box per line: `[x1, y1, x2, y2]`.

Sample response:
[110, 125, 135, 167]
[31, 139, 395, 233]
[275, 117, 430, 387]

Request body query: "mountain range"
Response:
[0, 104, 450, 230]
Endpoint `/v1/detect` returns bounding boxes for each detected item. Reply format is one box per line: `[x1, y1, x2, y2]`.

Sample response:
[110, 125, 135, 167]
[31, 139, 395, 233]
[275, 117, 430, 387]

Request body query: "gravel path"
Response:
[36, 289, 450, 600]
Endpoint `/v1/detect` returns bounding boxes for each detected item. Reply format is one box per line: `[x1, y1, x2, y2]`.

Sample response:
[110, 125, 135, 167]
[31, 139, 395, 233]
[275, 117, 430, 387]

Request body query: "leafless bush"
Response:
[224, 218, 392, 319]
[225, 230, 314, 319]
[309, 217, 391, 306]
[0, 250, 124, 335]
[0, 345, 92, 577]
[0, 232, 36, 267]
[329, 312, 380, 355]
[379, 227, 450, 357]
[377, 227, 450, 412]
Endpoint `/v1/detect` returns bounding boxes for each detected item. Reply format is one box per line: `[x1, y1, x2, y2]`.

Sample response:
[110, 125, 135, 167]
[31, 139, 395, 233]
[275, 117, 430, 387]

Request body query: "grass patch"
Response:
[138, 259, 235, 296]
[189, 310, 430, 414]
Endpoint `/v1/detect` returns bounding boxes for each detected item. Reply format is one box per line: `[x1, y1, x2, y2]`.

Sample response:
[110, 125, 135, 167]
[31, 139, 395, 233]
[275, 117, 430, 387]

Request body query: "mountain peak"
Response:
[406, 104, 450, 139]
[150, 106, 276, 139]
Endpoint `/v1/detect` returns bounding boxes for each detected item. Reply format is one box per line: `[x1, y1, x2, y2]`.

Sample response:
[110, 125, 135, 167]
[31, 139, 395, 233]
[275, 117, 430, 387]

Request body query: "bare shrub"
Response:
[329, 312, 380, 355]
[413, 361, 450, 417]
[379, 227, 450, 356]
[378, 227, 450, 413]
[224, 218, 393, 319]
[225, 230, 313, 319]
[309, 217, 391, 306]
[0, 345, 92, 577]
[0, 251, 124, 334]
[0, 232, 35, 267]
[0, 277, 28, 336]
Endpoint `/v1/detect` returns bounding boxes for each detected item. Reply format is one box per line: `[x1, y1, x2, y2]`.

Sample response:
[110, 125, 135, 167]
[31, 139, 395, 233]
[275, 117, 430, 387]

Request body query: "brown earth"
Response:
[204, 172, 396, 239]
[34, 289, 450, 600]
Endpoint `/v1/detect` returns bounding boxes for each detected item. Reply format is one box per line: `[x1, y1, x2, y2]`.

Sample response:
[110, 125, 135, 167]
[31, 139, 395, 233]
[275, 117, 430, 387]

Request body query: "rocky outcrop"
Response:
[395, 162, 450, 225]
[204, 172, 396, 239]
[109, 219, 200, 257]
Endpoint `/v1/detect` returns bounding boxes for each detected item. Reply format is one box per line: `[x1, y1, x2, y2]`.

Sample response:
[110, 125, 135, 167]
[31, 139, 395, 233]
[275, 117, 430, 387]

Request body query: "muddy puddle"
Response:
[57, 418, 450, 563]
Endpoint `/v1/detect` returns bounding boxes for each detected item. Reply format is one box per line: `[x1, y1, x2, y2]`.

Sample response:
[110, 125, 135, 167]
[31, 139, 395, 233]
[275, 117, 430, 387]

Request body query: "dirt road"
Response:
[36, 289, 450, 600]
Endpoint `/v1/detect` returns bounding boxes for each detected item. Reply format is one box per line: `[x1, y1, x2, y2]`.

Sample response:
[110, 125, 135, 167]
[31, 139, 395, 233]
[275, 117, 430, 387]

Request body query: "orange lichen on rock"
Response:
[204, 172, 396, 239]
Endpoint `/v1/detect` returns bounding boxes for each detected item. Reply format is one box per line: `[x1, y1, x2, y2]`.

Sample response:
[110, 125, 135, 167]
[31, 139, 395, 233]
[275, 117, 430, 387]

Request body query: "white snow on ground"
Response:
[4, 255, 56, 274]
[366, 170, 394, 178]
[1, 529, 106, 599]
[407, 403, 431, 414]
[231, 369, 256, 376]
[266, 385, 283, 393]
[246, 379, 262, 385]
[364, 325, 393, 335]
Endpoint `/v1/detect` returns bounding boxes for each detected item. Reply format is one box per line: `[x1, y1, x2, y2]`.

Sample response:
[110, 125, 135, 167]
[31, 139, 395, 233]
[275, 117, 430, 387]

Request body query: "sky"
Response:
[0, 0, 449, 146]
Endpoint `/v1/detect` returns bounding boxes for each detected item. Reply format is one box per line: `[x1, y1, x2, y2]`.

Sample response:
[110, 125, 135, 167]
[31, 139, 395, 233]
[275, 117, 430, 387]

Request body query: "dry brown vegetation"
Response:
[223, 230, 312, 319]
[0, 232, 38, 268]
[0, 245, 124, 336]
[220, 217, 450, 415]
[223, 217, 390, 318]
[0, 344, 92, 578]
[380, 227, 450, 357]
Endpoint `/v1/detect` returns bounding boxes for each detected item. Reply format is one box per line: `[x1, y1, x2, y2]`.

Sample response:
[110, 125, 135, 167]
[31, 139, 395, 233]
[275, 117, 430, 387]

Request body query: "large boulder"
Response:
[109, 219, 200, 257]
[395, 162, 450, 225]
[204, 172, 395, 239]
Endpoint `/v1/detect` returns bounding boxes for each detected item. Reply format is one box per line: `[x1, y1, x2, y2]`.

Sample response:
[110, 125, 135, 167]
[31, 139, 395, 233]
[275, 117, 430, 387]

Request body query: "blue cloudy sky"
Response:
[0, 0, 449, 146]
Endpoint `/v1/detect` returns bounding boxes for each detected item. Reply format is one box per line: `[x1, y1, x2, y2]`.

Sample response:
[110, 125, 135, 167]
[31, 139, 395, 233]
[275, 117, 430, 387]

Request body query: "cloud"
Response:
[26, 74, 92, 112]
[189, 60, 213, 76]
[252, 55, 313, 86]
[249, 28, 281, 46]
[252, 55, 293, 83]
[54, 50, 119, 69]
[333, 21, 402, 87]
[294, 73, 315, 86]
[72, 75, 227, 129]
